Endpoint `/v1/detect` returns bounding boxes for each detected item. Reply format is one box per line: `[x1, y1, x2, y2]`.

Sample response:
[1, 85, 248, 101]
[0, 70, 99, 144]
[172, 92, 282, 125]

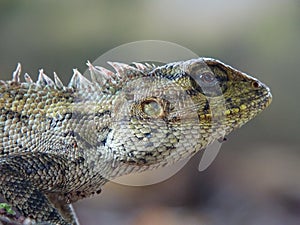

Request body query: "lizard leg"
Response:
[48, 193, 80, 225]
[0, 153, 77, 225]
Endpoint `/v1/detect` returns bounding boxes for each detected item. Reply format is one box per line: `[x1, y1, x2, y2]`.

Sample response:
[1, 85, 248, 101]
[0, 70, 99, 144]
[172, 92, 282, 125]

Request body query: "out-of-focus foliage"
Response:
[0, 1, 299, 224]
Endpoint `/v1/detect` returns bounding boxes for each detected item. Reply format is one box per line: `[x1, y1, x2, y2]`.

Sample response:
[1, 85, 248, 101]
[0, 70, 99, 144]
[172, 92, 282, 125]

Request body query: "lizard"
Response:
[0, 58, 272, 225]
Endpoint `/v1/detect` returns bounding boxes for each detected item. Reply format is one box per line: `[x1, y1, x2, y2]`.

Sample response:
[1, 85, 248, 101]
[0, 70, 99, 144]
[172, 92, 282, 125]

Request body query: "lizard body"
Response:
[0, 58, 272, 224]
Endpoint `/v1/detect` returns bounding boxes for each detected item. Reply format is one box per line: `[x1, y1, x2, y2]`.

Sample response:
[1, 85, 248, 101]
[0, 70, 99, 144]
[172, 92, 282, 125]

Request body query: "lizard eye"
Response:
[141, 98, 164, 118]
[189, 71, 223, 97]
[198, 72, 218, 87]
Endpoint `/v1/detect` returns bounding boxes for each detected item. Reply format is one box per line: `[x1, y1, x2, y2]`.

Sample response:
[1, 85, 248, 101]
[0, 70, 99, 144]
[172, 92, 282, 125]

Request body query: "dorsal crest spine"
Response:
[6, 61, 154, 93]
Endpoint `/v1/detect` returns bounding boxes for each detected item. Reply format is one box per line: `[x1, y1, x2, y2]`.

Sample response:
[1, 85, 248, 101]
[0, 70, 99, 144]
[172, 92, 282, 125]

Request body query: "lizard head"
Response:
[180, 58, 273, 129]
[105, 58, 272, 172]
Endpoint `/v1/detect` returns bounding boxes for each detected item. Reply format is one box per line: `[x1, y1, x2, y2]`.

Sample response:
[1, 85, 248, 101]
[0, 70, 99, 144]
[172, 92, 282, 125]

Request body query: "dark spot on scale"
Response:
[20, 115, 28, 120]
[68, 131, 75, 137]
[25, 168, 34, 175]
[128, 151, 135, 157]
[203, 100, 210, 111]
[95, 110, 111, 117]
[166, 146, 176, 151]
[169, 116, 181, 123]
[145, 152, 153, 156]
[145, 133, 152, 138]
[226, 97, 232, 103]
[101, 137, 107, 146]
[96, 189, 102, 194]
[73, 157, 85, 165]
[136, 136, 144, 141]
[50, 118, 58, 128]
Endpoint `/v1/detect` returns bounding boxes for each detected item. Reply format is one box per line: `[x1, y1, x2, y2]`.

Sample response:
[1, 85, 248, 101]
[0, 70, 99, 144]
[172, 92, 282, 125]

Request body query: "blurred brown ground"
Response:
[0, 1, 299, 224]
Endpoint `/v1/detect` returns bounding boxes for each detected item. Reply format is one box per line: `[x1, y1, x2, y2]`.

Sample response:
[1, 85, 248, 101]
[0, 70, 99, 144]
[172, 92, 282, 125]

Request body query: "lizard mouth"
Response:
[266, 87, 272, 106]
[260, 84, 272, 109]
[264, 93, 272, 109]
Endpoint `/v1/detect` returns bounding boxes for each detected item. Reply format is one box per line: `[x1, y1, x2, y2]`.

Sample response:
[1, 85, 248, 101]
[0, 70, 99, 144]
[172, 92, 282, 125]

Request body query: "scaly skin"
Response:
[0, 58, 272, 224]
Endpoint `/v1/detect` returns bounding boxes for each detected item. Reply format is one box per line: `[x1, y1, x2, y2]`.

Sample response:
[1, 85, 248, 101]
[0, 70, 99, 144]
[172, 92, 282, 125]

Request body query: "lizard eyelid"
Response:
[198, 72, 219, 87]
[188, 72, 225, 97]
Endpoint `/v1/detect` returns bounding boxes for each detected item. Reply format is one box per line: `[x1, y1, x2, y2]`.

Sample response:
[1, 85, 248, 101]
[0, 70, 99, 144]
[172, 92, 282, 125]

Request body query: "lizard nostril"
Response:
[251, 81, 260, 89]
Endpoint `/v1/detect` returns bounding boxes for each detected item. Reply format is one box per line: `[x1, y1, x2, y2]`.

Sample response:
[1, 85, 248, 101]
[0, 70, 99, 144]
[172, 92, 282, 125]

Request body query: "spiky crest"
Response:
[5, 61, 154, 93]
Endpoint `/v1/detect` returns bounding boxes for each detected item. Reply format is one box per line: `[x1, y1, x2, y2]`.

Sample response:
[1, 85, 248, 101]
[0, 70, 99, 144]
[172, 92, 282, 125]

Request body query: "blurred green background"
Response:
[0, 0, 299, 224]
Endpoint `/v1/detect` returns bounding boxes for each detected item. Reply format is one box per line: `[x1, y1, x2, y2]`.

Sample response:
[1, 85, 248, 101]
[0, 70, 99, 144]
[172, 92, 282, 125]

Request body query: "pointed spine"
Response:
[12, 63, 21, 83]
[36, 69, 55, 87]
[107, 61, 140, 78]
[132, 62, 149, 71]
[36, 69, 47, 87]
[87, 61, 105, 86]
[94, 65, 116, 79]
[53, 72, 64, 90]
[24, 73, 33, 83]
[68, 69, 92, 90]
